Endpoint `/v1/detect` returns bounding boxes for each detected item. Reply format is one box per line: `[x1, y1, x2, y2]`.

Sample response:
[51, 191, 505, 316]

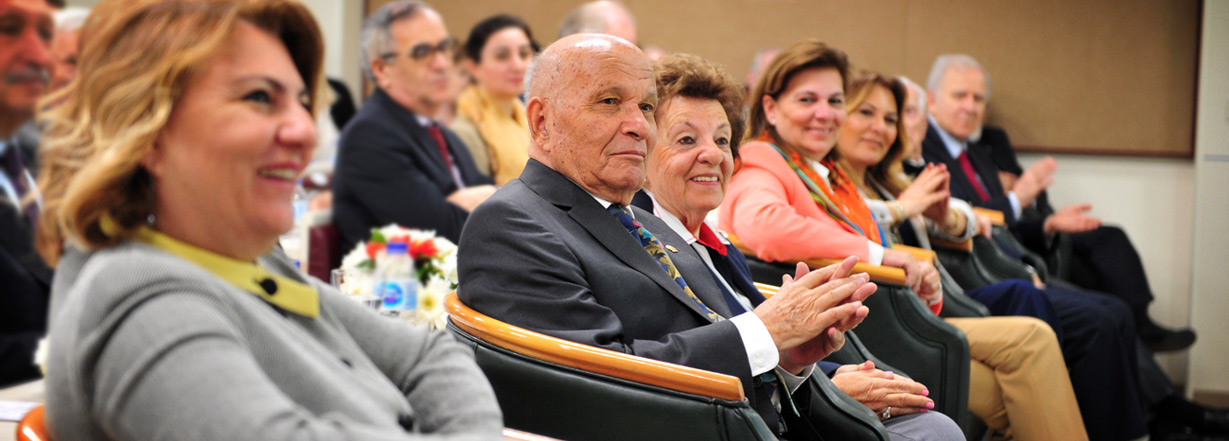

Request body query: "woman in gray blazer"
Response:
[32, 0, 502, 439]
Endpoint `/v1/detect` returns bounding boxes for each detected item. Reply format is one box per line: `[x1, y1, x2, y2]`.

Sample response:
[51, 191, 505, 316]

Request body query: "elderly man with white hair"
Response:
[459, 33, 964, 441]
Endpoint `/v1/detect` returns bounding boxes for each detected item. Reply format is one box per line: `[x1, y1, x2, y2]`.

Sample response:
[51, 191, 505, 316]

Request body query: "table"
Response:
[0, 380, 44, 441]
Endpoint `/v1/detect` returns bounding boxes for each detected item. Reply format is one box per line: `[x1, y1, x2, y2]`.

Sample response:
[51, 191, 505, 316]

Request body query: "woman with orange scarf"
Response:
[720, 39, 1088, 441]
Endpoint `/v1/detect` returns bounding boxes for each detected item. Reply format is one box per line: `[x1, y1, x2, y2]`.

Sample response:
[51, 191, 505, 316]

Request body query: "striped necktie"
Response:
[607, 204, 722, 322]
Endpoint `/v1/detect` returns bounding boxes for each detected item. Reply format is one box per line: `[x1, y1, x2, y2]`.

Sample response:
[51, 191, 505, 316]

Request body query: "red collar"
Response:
[696, 223, 727, 256]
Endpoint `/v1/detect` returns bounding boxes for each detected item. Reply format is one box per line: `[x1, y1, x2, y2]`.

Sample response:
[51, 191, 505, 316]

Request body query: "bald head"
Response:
[524, 33, 656, 205]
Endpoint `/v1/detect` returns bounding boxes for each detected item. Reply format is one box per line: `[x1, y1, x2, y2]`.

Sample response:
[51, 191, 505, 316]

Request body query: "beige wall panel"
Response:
[369, 0, 1199, 155]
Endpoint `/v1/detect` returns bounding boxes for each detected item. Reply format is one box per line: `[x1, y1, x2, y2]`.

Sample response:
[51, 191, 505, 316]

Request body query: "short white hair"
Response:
[557, 1, 635, 39]
[359, 1, 431, 82]
[898, 75, 927, 114]
[54, 7, 90, 33]
[926, 53, 991, 101]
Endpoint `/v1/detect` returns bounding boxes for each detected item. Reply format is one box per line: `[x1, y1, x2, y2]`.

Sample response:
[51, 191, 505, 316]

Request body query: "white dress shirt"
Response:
[642, 191, 815, 398]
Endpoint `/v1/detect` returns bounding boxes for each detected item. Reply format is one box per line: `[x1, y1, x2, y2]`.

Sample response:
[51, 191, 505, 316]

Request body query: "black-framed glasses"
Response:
[382, 38, 457, 62]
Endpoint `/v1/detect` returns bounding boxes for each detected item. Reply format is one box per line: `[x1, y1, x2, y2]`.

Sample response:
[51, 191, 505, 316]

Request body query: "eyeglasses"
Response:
[381, 38, 457, 62]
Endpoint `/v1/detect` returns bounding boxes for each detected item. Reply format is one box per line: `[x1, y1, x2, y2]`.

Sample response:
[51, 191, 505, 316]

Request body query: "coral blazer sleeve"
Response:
[719, 142, 877, 263]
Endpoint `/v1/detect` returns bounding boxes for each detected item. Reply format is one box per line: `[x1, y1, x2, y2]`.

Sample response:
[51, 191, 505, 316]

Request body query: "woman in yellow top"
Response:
[450, 14, 538, 185]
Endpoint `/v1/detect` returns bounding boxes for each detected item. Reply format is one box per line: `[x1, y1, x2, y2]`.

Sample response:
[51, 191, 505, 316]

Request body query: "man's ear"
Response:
[926, 89, 937, 111]
[370, 58, 389, 90]
[526, 96, 549, 151]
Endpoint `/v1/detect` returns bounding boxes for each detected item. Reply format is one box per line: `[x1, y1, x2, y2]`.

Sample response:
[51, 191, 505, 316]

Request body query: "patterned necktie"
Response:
[1, 145, 37, 227]
[607, 204, 722, 322]
[957, 150, 991, 202]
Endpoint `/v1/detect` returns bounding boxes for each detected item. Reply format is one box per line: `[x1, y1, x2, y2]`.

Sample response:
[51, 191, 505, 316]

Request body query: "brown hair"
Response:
[745, 39, 849, 158]
[35, 0, 324, 265]
[653, 53, 746, 159]
[842, 70, 911, 196]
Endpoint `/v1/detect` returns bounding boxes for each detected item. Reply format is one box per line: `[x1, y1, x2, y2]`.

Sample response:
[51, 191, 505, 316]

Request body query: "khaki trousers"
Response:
[946, 317, 1088, 441]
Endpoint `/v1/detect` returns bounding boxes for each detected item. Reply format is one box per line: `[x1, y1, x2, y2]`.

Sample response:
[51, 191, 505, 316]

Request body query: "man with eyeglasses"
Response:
[333, 0, 495, 252]
[0, 0, 55, 388]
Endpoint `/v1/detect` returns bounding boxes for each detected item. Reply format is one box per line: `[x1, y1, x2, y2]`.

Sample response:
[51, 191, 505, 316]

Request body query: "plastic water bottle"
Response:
[279, 183, 309, 270]
[376, 242, 418, 315]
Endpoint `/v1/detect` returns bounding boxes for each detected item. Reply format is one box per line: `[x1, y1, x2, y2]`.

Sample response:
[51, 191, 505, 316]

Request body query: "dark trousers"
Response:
[965, 280, 1063, 341]
[1046, 282, 1148, 441]
[1065, 226, 1155, 314]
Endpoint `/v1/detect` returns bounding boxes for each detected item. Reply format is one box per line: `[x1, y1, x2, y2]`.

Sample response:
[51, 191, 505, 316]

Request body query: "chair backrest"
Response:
[740, 256, 973, 431]
[15, 402, 559, 441]
[307, 224, 341, 282]
[16, 405, 50, 441]
[446, 293, 778, 441]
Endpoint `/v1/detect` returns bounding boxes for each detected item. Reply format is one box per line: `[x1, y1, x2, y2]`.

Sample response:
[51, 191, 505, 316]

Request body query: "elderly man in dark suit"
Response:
[918, 54, 1194, 352]
[920, 54, 1228, 441]
[458, 33, 970, 440]
[332, 1, 495, 251]
[0, 0, 54, 387]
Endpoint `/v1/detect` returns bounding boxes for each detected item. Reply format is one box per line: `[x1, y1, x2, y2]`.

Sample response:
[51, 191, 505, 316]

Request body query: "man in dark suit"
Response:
[459, 34, 888, 440]
[918, 54, 1194, 353]
[921, 54, 1229, 440]
[0, 0, 54, 387]
[333, 1, 494, 251]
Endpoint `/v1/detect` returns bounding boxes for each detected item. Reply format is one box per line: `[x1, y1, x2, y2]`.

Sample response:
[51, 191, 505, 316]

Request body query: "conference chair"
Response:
[13, 404, 561, 441]
[973, 207, 1053, 283]
[446, 293, 891, 441]
[727, 236, 974, 433]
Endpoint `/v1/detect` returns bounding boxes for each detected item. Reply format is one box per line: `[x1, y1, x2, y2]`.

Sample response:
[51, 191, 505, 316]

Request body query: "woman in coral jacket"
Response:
[719, 39, 1087, 441]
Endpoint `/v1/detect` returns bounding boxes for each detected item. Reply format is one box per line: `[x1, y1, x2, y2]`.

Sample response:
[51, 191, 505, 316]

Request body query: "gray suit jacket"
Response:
[457, 159, 758, 405]
[45, 241, 503, 440]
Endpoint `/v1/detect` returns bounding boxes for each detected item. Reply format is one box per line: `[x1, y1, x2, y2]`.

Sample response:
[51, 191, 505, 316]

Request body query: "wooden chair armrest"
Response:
[16, 404, 49, 441]
[724, 233, 908, 285]
[503, 428, 562, 440]
[971, 207, 1006, 226]
[445, 292, 745, 401]
[892, 245, 937, 265]
[929, 238, 974, 253]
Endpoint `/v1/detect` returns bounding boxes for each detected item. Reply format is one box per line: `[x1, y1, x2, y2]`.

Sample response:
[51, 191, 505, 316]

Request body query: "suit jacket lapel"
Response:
[633, 206, 732, 319]
[965, 140, 1007, 197]
[519, 160, 722, 322]
[373, 89, 458, 191]
[0, 199, 52, 286]
[723, 245, 765, 306]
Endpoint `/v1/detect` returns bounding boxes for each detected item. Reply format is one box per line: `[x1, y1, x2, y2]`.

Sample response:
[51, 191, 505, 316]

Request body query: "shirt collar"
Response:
[929, 114, 967, 159]
[134, 226, 320, 318]
[646, 191, 728, 255]
[805, 157, 831, 182]
[415, 113, 433, 128]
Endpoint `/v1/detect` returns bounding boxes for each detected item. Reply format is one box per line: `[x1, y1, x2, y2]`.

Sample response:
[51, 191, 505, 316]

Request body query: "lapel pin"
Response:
[665, 245, 679, 253]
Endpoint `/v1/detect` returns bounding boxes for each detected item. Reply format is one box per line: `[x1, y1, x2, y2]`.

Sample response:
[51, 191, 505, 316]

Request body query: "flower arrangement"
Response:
[338, 224, 458, 329]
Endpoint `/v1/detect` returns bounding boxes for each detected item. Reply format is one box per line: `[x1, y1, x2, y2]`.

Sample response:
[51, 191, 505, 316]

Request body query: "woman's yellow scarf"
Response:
[455, 85, 530, 185]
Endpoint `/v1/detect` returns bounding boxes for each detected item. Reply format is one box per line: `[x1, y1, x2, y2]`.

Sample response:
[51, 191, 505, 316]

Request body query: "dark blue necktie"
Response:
[1, 145, 36, 227]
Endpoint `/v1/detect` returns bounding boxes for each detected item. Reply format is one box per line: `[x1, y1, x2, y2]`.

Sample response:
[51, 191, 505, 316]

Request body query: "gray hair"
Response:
[898, 75, 927, 114]
[557, 1, 633, 39]
[54, 7, 90, 33]
[926, 53, 991, 101]
[359, 1, 431, 82]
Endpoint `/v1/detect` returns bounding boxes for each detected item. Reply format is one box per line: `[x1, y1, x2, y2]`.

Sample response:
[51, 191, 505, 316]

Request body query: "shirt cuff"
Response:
[867, 241, 885, 266]
[1007, 192, 1022, 220]
[866, 200, 894, 224]
[777, 364, 816, 394]
[730, 312, 779, 376]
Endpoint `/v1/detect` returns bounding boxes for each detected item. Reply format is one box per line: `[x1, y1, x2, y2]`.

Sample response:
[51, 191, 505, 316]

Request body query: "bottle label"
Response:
[380, 279, 418, 311]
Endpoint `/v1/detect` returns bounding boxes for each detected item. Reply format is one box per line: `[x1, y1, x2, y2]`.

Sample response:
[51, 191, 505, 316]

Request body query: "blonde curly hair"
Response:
[36, 0, 324, 265]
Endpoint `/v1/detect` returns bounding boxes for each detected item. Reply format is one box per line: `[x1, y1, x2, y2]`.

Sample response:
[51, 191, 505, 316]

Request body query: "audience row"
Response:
[0, 0, 1222, 440]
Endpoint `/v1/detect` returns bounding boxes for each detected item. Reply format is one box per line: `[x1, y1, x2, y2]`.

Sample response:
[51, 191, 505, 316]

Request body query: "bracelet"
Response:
[890, 201, 906, 222]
